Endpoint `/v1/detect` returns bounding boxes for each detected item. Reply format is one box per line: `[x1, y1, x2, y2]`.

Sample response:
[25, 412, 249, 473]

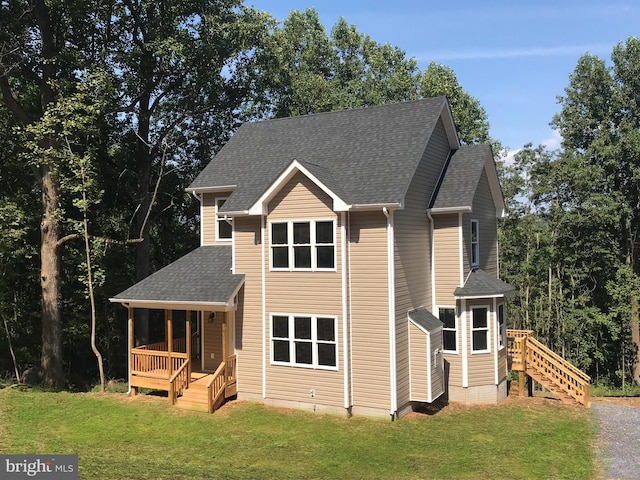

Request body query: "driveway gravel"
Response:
[592, 400, 640, 480]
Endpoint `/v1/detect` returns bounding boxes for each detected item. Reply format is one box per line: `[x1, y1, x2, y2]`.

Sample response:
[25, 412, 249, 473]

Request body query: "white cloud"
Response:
[500, 130, 563, 166]
[416, 44, 613, 62]
[542, 129, 563, 150]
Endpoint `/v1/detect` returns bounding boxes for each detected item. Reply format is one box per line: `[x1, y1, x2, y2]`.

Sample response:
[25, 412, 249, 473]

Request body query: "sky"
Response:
[248, 0, 639, 158]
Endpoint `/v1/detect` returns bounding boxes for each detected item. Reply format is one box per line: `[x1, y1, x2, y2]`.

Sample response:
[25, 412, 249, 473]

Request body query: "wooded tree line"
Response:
[0, 1, 638, 389]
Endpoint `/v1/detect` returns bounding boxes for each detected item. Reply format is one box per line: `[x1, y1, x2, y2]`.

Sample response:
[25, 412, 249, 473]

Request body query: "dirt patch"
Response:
[591, 396, 640, 408]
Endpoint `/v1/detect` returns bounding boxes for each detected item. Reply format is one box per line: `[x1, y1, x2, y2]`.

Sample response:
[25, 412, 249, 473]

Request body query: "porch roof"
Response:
[109, 245, 244, 309]
[454, 268, 515, 299]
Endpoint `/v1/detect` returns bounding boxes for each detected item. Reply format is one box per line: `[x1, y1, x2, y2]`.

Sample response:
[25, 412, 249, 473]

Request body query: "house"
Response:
[110, 98, 589, 418]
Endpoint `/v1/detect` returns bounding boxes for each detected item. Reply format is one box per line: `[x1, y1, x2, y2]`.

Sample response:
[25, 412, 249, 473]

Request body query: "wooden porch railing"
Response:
[506, 329, 591, 407]
[206, 354, 237, 413]
[134, 334, 200, 356]
[131, 348, 188, 378]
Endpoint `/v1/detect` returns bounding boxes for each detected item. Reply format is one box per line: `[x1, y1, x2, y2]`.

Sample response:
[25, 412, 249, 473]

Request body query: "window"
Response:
[270, 220, 335, 270]
[471, 220, 479, 267]
[271, 314, 337, 369]
[471, 306, 490, 353]
[497, 304, 506, 349]
[439, 307, 457, 352]
[216, 198, 232, 241]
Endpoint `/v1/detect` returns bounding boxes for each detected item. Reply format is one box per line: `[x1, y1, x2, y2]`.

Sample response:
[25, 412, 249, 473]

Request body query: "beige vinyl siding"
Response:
[466, 299, 496, 387]
[233, 216, 263, 395]
[443, 352, 463, 386]
[349, 210, 391, 411]
[498, 347, 507, 380]
[409, 322, 428, 401]
[201, 191, 233, 245]
[394, 118, 450, 409]
[264, 172, 344, 405]
[202, 311, 224, 371]
[433, 214, 460, 305]
[468, 169, 499, 276]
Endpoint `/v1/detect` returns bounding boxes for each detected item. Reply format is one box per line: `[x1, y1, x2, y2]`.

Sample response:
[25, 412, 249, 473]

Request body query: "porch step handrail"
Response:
[207, 361, 227, 414]
[169, 359, 190, 405]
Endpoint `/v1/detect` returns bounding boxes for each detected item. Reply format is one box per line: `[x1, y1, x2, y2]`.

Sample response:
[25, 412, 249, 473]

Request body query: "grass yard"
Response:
[0, 387, 595, 480]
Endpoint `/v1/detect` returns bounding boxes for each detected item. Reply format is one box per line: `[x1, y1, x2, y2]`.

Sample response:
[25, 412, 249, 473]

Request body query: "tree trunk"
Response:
[132, 88, 152, 346]
[40, 168, 64, 389]
[631, 295, 640, 383]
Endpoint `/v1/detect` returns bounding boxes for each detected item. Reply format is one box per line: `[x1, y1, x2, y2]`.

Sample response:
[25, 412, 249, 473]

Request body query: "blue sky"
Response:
[248, 0, 639, 157]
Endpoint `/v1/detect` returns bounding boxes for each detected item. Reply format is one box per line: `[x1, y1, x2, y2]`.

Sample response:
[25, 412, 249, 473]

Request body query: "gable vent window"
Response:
[216, 198, 232, 241]
[270, 220, 335, 271]
[471, 219, 479, 267]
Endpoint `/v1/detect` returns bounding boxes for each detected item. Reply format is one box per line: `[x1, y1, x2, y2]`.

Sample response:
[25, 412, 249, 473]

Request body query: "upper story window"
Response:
[270, 220, 335, 271]
[439, 307, 457, 353]
[216, 198, 232, 241]
[471, 306, 490, 353]
[470, 219, 479, 267]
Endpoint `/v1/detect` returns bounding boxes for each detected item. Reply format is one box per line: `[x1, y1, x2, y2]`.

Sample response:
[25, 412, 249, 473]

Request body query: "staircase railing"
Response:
[168, 359, 190, 405]
[525, 336, 590, 407]
[207, 361, 227, 414]
[506, 329, 590, 407]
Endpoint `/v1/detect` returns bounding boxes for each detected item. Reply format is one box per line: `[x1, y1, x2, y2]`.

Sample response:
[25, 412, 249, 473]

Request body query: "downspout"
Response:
[383, 207, 397, 419]
[261, 216, 267, 399]
[341, 212, 350, 412]
[120, 302, 132, 395]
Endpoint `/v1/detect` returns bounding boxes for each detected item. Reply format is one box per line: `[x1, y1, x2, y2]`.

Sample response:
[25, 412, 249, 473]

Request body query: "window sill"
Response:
[270, 362, 339, 372]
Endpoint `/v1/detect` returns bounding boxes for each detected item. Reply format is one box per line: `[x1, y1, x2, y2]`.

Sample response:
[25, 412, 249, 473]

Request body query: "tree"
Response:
[257, 9, 421, 118]
[106, 0, 273, 344]
[0, 0, 108, 388]
[420, 62, 502, 153]
[552, 37, 640, 383]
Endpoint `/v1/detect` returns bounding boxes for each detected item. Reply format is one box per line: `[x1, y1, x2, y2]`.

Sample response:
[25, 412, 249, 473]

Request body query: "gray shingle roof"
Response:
[408, 307, 443, 332]
[454, 269, 515, 298]
[110, 246, 244, 306]
[188, 98, 453, 212]
[430, 144, 492, 210]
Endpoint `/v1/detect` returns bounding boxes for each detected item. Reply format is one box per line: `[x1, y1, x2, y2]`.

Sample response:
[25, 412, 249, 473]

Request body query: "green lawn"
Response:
[0, 387, 596, 480]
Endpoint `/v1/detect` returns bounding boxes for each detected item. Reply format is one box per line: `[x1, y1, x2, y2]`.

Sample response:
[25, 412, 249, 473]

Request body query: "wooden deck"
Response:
[129, 341, 237, 413]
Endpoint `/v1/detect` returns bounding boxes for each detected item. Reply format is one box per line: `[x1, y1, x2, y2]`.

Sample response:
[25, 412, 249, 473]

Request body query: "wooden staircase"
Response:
[507, 330, 591, 407]
[175, 375, 211, 412]
[174, 354, 238, 413]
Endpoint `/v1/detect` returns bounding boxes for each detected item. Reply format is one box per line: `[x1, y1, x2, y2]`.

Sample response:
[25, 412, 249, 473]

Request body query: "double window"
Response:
[270, 220, 335, 270]
[271, 314, 337, 369]
[216, 198, 232, 241]
[439, 307, 457, 352]
[471, 306, 490, 353]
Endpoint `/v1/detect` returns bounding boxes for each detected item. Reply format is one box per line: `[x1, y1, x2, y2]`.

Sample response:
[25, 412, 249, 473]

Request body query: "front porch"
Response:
[128, 308, 238, 413]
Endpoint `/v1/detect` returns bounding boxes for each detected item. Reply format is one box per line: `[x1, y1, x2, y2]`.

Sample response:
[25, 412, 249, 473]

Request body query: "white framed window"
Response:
[471, 306, 490, 353]
[497, 303, 506, 349]
[471, 219, 479, 267]
[438, 307, 457, 353]
[216, 197, 232, 241]
[269, 220, 336, 271]
[271, 314, 338, 369]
